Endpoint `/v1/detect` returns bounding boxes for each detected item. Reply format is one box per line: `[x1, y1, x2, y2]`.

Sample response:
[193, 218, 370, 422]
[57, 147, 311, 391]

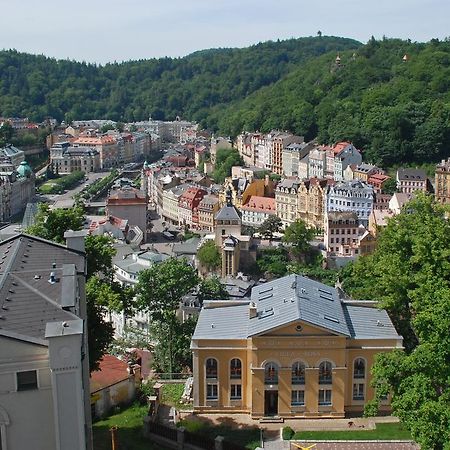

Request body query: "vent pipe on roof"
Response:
[49, 272, 56, 284]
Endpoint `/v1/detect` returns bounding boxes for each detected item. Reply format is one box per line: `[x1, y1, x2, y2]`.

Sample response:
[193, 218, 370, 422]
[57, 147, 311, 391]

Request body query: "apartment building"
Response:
[435, 158, 450, 204]
[275, 178, 301, 228]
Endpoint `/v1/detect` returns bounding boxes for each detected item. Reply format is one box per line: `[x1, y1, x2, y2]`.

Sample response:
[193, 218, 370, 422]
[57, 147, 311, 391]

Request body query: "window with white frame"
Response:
[291, 389, 305, 406]
[230, 384, 242, 400]
[206, 383, 218, 400]
[318, 388, 332, 406]
[353, 383, 365, 400]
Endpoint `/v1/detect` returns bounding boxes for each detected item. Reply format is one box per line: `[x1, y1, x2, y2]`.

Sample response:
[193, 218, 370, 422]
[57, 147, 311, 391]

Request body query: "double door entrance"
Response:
[264, 390, 278, 416]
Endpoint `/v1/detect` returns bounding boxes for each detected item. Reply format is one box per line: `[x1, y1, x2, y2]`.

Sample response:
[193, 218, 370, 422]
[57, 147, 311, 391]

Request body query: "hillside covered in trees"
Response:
[0, 36, 359, 123]
[212, 38, 450, 166]
[1, 36, 449, 166]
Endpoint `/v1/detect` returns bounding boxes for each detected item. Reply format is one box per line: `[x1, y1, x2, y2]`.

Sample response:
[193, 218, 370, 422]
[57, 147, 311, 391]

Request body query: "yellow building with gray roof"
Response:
[191, 274, 402, 418]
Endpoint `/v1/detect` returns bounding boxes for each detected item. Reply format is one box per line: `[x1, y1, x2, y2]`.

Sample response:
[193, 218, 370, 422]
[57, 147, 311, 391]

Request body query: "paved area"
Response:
[286, 443, 418, 450]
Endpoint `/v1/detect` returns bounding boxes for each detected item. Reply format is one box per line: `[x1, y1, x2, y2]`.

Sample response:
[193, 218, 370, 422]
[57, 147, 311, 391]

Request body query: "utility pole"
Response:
[110, 426, 118, 450]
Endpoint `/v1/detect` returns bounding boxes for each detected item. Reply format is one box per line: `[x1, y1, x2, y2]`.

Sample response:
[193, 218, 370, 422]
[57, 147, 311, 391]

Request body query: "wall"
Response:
[0, 336, 56, 450]
[92, 376, 137, 418]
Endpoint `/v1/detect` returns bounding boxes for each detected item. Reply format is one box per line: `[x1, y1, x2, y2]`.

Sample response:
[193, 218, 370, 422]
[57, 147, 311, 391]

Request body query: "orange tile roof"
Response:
[90, 355, 130, 393]
[242, 196, 275, 213]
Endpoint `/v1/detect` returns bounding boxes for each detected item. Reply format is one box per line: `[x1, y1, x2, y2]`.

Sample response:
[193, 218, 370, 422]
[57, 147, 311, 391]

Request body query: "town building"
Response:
[210, 136, 232, 165]
[326, 180, 374, 227]
[368, 209, 394, 237]
[352, 164, 380, 182]
[162, 184, 188, 225]
[0, 232, 93, 450]
[282, 142, 313, 177]
[388, 192, 413, 215]
[50, 142, 100, 174]
[297, 178, 331, 230]
[0, 144, 25, 167]
[0, 161, 35, 221]
[73, 134, 118, 169]
[178, 186, 207, 229]
[198, 195, 220, 232]
[219, 177, 271, 210]
[241, 196, 276, 228]
[396, 168, 429, 194]
[367, 173, 390, 193]
[332, 142, 362, 181]
[214, 190, 255, 278]
[191, 274, 402, 418]
[107, 186, 148, 242]
[435, 158, 450, 204]
[275, 178, 301, 228]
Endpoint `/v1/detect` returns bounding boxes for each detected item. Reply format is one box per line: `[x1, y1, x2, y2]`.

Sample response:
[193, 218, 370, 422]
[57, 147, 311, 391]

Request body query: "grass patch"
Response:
[160, 383, 192, 410]
[292, 422, 412, 441]
[93, 403, 169, 450]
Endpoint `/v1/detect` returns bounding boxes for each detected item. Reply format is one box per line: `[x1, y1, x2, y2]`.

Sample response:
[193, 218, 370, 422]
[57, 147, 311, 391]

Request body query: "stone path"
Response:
[262, 442, 418, 450]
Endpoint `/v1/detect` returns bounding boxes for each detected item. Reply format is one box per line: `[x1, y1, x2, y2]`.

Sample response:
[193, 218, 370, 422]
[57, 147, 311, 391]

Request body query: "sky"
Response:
[0, 0, 448, 64]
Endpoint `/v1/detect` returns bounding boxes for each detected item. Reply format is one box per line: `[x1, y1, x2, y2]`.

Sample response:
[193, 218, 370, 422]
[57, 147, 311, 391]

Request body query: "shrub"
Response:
[282, 426, 295, 440]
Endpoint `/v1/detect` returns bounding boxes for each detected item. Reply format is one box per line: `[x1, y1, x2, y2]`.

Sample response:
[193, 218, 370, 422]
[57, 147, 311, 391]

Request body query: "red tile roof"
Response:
[242, 196, 275, 213]
[90, 355, 130, 393]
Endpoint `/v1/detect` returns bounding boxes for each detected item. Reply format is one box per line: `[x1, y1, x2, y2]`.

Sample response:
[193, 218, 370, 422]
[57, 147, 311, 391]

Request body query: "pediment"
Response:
[262, 320, 339, 337]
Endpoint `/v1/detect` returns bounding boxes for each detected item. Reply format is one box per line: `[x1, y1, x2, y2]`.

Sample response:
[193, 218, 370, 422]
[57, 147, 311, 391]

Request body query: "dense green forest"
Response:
[212, 38, 450, 166]
[1, 36, 449, 166]
[0, 36, 359, 123]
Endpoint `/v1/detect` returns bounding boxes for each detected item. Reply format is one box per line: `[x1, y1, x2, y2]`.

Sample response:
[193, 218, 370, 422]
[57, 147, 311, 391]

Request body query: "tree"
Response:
[85, 234, 116, 279]
[282, 219, 316, 262]
[342, 193, 450, 448]
[381, 177, 397, 195]
[26, 203, 84, 243]
[0, 122, 14, 147]
[86, 278, 114, 372]
[136, 258, 199, 320]
[197, 240, 221, 272]
[212, 148, 243, 183]
[256, 246, 290, 278]
[150, 317, 197, 374]
[197, 276, 229, 303]
[259, 215, 282, 241]
[136, 258, 199, 374]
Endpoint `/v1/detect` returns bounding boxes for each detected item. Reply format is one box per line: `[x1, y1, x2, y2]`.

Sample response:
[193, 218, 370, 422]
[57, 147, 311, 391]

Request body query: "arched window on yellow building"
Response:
[230, 358, 242, 379]
[205, 358, 218, 379]
[264, 362, 278, 384]
[291, 361, 306, 385]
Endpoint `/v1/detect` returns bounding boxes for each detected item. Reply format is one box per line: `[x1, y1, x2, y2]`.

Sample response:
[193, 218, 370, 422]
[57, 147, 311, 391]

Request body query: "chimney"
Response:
[249, 302, 257, 319]
[64, 230, 88, 253]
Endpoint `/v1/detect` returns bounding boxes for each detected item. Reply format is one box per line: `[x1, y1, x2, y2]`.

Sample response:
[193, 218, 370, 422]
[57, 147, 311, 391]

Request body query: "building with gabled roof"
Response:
[0, 232, 92, 450]
[396, 168, 429, 194]
[191, 274, 402, 418]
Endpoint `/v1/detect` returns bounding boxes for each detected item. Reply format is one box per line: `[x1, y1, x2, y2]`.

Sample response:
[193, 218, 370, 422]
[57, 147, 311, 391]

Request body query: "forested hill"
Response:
[0, 36, 360, 123]
[212, 38, 450, 166]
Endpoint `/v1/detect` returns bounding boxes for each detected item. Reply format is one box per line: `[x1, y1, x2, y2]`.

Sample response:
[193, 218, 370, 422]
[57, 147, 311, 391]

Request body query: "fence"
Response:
[143, 418, 248, 450]
[184, 430, 216, 450]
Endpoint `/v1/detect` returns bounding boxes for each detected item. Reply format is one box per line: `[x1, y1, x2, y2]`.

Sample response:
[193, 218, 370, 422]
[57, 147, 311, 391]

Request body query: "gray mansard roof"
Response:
[215, 204, 241, 221]
[192, 274, 401, 341]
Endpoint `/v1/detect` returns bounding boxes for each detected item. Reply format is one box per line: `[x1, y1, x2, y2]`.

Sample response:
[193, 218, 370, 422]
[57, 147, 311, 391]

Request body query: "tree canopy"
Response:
[282, 219, 317, 261]
[135, 258, 199, 373]
[0, 37, 359, 123]
[341, 193, 450, 448]
[259, 215, 283, 240]
[196, 240, 221, 272]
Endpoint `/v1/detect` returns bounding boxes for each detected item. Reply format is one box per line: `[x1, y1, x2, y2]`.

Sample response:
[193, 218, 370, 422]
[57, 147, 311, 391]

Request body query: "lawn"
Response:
[292, 422, 412, 441]
[160, 382, 192, 410]
[93, 403, 169, 450]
